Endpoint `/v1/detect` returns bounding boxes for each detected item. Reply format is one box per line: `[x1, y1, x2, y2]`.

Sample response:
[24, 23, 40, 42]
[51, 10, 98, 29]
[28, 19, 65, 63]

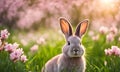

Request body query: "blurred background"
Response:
[0, 0, 120, 30]
[0, 0, 120, 72]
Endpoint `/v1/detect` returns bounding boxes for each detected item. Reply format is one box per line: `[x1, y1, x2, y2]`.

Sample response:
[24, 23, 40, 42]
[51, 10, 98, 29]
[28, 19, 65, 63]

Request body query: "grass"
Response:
[0, 28, 120, 72]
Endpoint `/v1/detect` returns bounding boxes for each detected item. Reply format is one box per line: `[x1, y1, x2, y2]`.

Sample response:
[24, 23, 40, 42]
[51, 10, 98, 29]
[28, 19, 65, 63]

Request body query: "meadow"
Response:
[0, 0, 120, 72]
[0, 26, 120, 72]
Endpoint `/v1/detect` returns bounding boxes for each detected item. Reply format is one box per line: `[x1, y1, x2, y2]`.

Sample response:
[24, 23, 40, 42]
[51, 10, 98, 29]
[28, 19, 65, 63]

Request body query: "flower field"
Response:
[0, 0, 120, 72]
[0, 27, 120, 72]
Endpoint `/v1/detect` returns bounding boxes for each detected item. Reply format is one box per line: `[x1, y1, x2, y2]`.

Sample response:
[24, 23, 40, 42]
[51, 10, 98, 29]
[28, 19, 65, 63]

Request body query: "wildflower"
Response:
[110, 26, 118, 35]
[0, 29, 27, 63]
[0, 29, 10, 39]
[20, 55, 27, 63]
[111, 46, 120, 56]
[20, 39, 28, 46]
[92, 35, 99, 41]
[10, 48, 24, 62]
[36, 37, 45, 44]
[88, 31, 94, 37]
[4, 44, 14, 53]
[13, 43, 19, 49]
[30, 44, 38, 53]
[105, 46, 120, 56]
[4, 43, 19, 53]
[104, 49, 112, 56]
[99, 26, 108, 34]
[106, 33, 114, 42]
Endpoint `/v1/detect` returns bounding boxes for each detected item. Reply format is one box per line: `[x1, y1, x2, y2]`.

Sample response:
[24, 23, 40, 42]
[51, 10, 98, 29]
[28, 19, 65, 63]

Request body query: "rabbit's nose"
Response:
[73, 49, 79, 52]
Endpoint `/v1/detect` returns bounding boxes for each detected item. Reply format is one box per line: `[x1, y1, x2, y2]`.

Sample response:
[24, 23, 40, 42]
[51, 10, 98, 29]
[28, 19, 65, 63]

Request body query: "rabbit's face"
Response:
[63, 36, 84, 57]
[60, 18, 88, 57]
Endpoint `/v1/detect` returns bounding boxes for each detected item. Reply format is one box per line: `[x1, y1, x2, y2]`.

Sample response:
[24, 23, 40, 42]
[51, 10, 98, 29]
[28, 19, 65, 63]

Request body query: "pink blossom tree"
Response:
[0, 0, 27, 28]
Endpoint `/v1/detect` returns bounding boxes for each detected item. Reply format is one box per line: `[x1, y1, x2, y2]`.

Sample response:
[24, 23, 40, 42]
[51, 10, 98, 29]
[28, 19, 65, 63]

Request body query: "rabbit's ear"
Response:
[75, 19, 89, 38]
[60, 18, 73, 39]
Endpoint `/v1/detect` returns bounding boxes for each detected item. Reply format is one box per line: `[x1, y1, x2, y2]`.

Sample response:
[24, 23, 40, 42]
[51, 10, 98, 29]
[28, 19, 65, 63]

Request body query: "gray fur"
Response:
[42, 18, 89, 72]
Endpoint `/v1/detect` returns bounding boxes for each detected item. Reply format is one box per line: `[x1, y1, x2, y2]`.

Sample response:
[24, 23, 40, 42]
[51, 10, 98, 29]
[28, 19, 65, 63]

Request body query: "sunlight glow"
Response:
[101, 0, 114, 5]
[99, 0, 117, 11]
[100, 0, 115, 7]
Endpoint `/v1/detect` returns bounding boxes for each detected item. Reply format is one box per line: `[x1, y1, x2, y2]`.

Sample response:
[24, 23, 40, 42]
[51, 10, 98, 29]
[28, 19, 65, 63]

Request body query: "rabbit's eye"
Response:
[67, 41, 70, 45]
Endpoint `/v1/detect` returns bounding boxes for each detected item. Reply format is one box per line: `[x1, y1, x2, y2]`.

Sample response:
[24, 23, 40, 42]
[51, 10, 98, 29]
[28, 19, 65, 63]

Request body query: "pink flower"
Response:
[4, 43, 19, 53]
[105, 46, 120, 56]
[104, 49, 112, 56]
[111, 46, 120, 56]
[99, 26, 108, 34]
[0, 0, 27, 23]
[13, 42, 19, 49]
[30, 45, 38, 53]
[110, 26, 118, 35]
[106, 33, 114, 42]
[4, 44, 14, 53]
[10, 48, 23, 62]
[92, 35, 99, 41]
[0, 29, 10, 39]
[88, 31, 94, 37]
[36, 37, 45, 45]
[20, 39, 28, 46]
[20, 55, 27, 63]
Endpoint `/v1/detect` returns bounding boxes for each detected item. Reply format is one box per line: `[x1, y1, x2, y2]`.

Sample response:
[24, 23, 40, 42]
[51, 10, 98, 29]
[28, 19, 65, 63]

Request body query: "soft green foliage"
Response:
[0, 29, 120, 72]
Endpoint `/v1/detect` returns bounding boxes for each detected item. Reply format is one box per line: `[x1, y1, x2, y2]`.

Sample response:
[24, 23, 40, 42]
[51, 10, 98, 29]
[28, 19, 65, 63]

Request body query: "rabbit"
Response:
[42, 17, 89, 72]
